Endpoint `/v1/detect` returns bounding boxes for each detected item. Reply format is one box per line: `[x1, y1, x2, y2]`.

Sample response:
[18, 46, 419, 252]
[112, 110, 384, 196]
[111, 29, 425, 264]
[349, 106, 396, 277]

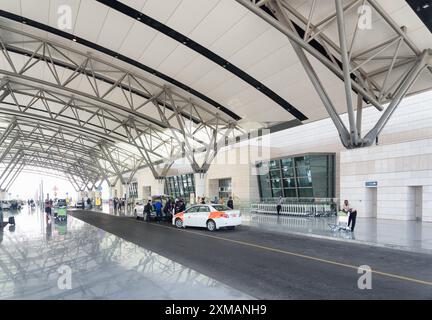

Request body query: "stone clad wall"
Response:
[340, 139, 432, 221]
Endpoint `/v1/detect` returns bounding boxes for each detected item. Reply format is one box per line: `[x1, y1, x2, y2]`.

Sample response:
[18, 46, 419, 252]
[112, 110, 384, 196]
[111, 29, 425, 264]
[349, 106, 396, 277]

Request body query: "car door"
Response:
[183, 206, 199, 227]
[196, 205, 211, 227]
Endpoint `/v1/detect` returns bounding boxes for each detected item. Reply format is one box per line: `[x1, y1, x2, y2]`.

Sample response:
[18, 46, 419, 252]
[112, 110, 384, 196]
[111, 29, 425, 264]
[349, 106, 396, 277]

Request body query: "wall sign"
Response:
[365, 181, 378, 187]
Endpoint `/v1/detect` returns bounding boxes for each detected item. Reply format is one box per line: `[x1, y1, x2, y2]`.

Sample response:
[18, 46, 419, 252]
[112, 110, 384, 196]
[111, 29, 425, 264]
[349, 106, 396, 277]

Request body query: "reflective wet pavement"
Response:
[91, 203, 432, 254]
[243, 213, 432, 254]
[0, 207, 252, 299]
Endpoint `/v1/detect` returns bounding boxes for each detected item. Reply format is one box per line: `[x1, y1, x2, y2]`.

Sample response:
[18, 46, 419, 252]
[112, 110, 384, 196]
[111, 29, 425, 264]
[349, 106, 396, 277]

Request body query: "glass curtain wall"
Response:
[164, 174, 195, 200]
[218, 178, 232, 199]
[128, 182, 138, 198]
[257, 154, 335, 199]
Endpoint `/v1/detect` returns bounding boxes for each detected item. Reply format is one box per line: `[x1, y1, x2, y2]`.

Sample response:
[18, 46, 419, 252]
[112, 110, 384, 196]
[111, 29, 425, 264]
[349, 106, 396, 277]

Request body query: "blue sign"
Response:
[365, 181, 378, 187]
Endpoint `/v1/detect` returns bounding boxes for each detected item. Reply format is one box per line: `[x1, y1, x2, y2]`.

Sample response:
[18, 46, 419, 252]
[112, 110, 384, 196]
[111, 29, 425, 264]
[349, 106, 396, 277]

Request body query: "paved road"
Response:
[71, 210, 432, 299]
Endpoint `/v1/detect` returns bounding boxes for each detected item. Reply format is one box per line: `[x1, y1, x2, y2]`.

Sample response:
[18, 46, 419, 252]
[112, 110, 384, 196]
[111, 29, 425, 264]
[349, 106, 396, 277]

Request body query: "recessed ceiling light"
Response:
[72, 38, 77, 42]
[423, 4, 429, 9]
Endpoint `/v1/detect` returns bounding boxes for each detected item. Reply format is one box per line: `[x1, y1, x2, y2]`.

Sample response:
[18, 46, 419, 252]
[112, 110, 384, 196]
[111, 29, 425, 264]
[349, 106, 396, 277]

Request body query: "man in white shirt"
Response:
[277, 196, 283, 216]
[342, 199, 357, 232]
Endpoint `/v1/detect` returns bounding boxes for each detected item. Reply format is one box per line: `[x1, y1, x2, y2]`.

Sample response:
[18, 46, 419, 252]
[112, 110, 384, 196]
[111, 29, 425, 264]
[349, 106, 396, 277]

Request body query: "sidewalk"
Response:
[242, 213, 432, 255]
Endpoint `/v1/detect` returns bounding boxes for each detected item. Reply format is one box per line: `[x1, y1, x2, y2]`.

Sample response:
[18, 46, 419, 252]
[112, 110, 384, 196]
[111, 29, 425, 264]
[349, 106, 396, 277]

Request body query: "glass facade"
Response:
[128, 182, 138, 198]
[218, 178, 232, 199]
[257, 154, 335, 199]
[164, 174, 195, 200]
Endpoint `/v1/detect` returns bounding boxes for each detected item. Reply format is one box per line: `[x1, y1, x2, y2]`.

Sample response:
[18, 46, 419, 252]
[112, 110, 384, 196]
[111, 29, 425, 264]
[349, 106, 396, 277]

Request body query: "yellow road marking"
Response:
[147, 221, 432, 287]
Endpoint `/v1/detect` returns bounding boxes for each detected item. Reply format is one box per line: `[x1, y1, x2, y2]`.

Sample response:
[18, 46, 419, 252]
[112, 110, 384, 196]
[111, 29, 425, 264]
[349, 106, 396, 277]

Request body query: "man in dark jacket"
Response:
[179, 198, 186, 212]
[227, 196, 234, 210]
[144, 200, 152, 222]
[163, 199, 173, 221]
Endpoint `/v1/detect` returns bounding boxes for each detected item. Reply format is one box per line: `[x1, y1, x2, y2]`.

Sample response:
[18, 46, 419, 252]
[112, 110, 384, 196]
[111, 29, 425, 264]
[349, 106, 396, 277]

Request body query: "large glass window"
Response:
[256, 154, 335, 199]
[164, 173, 195, 200]
[218, 178, 232, 199]
[129, 182, 138, 198]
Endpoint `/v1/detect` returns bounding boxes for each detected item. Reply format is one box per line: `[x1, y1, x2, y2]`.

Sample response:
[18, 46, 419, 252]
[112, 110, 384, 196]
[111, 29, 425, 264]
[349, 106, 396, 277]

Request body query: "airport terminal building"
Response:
[110, 90, 432, 222]
[1, 0, 432, 301]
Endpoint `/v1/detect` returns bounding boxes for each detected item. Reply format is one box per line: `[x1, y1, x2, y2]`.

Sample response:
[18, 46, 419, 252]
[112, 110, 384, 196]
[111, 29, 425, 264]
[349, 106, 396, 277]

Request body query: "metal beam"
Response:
[239, 0, 432, 149]
[0, 152, 22, 189]
[0, 117, 16, 146]
[4, 162, 25, 191]
[0, 134, 19, 164]
[335, 0, 358, 145]
[364, 50, 430, 143]
[235, 0, 384, 111]
[99, 143, 126, 185]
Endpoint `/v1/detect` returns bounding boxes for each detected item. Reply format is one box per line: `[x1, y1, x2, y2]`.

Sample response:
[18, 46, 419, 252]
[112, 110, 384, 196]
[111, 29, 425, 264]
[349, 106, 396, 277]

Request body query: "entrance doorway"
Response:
[413, 186, 423, 221]
[366, 187, 377, 218]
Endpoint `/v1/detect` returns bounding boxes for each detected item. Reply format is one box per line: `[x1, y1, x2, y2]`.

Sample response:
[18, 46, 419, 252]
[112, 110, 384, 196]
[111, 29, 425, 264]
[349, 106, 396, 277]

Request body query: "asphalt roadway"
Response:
[70, 210, 432, 299]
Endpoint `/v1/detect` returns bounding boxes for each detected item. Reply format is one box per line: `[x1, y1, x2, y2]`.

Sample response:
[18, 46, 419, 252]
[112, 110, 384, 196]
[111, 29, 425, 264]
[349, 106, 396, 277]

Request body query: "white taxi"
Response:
[172, 204, 241, 231]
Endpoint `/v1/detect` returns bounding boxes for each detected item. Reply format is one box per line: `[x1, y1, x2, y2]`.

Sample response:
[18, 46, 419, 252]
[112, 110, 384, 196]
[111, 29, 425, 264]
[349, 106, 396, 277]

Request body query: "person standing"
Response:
[163, 199, 173, 221]
[200, 197, 206, 204]
[144, 200, 152, 222]
[276, 196, 283, 216]
[179, 198, 186, 212]
[113, 198, 118, 211]
[227, 196, 234, 210]
[154, 200, 163, 222]
[45, 198, 52, 224]
[342, 200, 357, 232]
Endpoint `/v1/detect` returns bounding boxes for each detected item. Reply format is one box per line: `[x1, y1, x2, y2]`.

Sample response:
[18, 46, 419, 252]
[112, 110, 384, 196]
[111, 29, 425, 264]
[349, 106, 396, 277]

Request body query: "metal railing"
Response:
[250, 198, 337, 217]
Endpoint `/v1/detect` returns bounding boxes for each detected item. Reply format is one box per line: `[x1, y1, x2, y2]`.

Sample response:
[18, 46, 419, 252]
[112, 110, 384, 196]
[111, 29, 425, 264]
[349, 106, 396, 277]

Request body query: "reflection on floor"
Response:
[243, 213, 432, 254]
[0, 207, 252, 299]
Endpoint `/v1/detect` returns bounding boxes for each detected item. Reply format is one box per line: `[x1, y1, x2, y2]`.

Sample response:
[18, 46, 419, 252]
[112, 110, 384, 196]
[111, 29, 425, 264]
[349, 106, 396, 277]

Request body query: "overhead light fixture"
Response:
[423, 4, 429, 9]
[72, 38, 77, 42]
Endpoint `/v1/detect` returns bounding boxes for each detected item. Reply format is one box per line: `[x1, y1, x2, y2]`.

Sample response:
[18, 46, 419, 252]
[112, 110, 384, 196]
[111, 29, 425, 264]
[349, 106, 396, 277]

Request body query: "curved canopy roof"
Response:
[0, 0, 431, 189]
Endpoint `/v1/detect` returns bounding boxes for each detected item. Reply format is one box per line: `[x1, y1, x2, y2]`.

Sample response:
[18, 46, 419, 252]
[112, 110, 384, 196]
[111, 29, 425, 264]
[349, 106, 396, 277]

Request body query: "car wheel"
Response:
[206, 219, 216, 232]
[175, 218, 183, 228]
[226, 226, 235, 230]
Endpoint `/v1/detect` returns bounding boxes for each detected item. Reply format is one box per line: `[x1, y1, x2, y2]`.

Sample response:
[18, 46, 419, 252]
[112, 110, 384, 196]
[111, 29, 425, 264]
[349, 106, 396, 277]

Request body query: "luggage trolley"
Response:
[54, 199, 68, 222]
[328, 211, 350, 232]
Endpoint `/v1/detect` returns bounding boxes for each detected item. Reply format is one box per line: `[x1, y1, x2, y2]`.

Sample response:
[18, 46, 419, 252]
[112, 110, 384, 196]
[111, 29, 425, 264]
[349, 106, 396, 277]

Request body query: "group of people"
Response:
[142, 197, 186, 222]
[113, 197, 126, 211]
[202, 196, 234, 209]
[141, 196, 235, 223]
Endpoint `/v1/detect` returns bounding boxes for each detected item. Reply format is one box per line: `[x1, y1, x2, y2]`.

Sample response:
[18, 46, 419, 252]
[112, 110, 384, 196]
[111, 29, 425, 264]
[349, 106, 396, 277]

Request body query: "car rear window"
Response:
[212, 205, 231, 211]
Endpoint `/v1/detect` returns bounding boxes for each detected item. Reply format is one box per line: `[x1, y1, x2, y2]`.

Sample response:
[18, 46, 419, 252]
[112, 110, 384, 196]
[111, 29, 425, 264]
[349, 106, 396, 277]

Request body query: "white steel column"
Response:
[194, 173, 207, 202]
